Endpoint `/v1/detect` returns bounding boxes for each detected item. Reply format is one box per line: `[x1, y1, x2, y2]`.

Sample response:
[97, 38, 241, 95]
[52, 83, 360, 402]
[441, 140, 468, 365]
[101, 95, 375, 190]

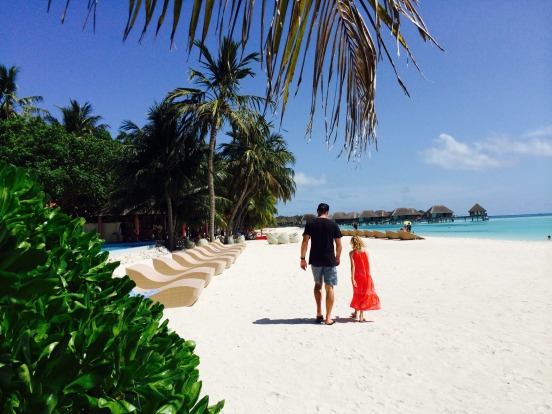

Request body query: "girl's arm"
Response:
[349, 251, 357, 287]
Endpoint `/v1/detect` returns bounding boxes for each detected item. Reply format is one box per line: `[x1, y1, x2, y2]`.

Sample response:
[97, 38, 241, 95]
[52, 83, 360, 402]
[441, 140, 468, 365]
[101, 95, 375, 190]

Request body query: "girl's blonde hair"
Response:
[350, 235, 365, 250]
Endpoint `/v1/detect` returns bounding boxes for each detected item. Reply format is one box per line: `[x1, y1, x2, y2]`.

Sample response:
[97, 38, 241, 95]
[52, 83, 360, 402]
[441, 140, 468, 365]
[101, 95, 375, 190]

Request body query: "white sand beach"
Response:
[114, 231, 551, 413]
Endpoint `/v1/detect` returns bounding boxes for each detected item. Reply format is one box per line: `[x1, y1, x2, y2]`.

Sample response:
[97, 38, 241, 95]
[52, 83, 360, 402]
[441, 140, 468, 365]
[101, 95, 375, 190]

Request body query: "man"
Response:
[300, 203, 342, 325]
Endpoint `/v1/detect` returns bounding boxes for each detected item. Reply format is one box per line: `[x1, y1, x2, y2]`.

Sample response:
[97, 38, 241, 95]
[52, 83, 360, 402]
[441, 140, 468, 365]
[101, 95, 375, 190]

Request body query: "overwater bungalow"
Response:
[331, 211, 359, 225]
[468, 203, 489, 221]
[391, 207, 423, 223]
[426, 205, 454, 222]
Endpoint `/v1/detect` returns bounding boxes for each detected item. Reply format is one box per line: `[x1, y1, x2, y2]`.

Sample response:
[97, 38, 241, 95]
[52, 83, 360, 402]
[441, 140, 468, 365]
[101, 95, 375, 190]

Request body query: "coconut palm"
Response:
[0, 64, 45, 119]
[220, 124, 296, 235]
[48, 99, 109, 137]
[52, 1, 442, 158]
[167, 37, 266, 241]
[116, 101, 207, 250]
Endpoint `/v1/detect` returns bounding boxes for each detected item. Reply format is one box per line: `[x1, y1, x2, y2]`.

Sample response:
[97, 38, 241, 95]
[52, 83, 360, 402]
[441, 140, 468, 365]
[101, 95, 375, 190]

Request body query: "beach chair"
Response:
[213, 239, 246, 252]
[194, 245, 239, 263]
[372, 230, 388, 239]
[340, 230, 350, 236]
[386, 230, 401, 240]
[126, 263, 214, 288]
[398, 230, 425, 240]
[354, 229, 364, 237]
[200, 243, 242, 259]
[154, 255, 224, 276]
[134, 277, 205, 308]
[183, 248, 233, 268]
[172, 251, 227, 274]
[363, 230, 374, 238]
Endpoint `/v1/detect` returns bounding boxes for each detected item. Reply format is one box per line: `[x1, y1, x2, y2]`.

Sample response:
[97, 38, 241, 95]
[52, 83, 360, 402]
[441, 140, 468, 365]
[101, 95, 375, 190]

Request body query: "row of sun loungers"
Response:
[126, 239, 246, 308]
[341, 229, 425, 240]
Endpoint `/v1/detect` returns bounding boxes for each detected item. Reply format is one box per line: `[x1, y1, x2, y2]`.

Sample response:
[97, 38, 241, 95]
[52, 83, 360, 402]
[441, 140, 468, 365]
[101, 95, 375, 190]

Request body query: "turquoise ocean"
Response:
[342, 214, 552, 242]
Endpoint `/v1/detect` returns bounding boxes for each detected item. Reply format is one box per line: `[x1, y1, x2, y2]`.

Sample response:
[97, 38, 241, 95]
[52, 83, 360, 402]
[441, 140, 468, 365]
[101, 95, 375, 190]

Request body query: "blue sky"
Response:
[1, 1, 551, 217]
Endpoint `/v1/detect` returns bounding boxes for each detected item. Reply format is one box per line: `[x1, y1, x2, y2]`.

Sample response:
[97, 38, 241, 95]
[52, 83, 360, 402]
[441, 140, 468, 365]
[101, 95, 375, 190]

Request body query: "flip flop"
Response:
[323, 320, 335, 326]
[316, 316, 324, 323]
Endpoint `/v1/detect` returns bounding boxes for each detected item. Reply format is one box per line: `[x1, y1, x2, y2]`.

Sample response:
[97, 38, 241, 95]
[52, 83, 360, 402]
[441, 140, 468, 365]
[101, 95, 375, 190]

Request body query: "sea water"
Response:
[347, 214, 552, 242]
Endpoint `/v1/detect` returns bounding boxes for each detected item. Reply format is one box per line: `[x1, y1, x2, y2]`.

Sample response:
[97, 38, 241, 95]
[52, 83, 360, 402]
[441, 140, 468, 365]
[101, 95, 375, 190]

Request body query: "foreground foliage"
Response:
[0, 162, 223, 413]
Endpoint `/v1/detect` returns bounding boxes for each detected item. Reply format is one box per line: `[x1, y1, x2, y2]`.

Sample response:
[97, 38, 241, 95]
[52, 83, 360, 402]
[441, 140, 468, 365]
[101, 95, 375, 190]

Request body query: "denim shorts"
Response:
[311, 266, 338, 286]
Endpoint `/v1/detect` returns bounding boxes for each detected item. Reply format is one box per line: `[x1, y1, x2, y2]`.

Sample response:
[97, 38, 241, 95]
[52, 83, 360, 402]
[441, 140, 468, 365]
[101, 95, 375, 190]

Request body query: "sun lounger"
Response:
[363, 230, 374, 237]
[183, 248, 233, 268]
[212, 239, 246, 251]
[172, 251, 227, 274]
[153, 255, 223, 277]
[191, 245, 237, 263]
[386, 230, 401, 240]
[191, 246, 237, 263]
[398, 230, 425, 240]
[197, 243, 241, 260]
[354, 230, 363, 237]
[340, 230, 350, 236]
[126, 263, 214, 288]
[372, 230, 388, 239]
[134, 277, 205, 308]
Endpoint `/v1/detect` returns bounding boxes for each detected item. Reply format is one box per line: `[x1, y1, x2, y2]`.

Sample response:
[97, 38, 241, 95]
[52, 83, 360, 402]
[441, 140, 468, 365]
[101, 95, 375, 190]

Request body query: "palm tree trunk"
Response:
[166, 193, 174, 251]
[208, 123, 217, 242]
[225, 176, 253, 234]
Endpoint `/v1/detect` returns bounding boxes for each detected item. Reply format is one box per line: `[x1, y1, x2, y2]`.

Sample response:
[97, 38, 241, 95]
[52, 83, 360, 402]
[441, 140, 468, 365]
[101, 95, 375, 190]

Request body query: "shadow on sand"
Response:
[252, 316, 358, 325]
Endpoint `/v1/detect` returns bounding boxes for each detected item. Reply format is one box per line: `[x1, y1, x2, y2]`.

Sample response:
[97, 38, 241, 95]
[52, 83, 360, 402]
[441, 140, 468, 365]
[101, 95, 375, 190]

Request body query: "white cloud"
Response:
[419, 134, 506, 171]
[524, 125, 552, 139]
[294, 172, 327, 187]
[420, 130, 552, 171]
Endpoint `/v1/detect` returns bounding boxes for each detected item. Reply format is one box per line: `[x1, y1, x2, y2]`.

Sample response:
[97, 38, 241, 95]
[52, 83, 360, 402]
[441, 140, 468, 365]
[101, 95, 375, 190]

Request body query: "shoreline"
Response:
[113, 234, 551, 413]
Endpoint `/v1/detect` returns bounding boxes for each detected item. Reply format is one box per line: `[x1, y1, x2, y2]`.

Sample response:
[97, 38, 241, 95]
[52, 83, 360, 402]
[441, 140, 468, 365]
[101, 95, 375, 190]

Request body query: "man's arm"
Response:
[300, 234, 310, 270]
[335, 237, 342, 266]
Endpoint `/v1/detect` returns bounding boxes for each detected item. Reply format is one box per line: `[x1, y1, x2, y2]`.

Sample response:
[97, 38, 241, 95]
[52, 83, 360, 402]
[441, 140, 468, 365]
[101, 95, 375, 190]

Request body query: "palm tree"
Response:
[48, 99, 109, 137]
[0, 64, 45, 119]
[52, 1, 442, 158]
[220, 124, 296, 235]
[167, 37, 266, 241]
[116, 101, 206, 250]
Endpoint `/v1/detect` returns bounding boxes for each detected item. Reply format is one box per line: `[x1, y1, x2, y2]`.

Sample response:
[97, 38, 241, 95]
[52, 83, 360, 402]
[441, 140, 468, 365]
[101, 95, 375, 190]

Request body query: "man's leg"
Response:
[314, 281, 323, 319]
[324, 284, 334, 324]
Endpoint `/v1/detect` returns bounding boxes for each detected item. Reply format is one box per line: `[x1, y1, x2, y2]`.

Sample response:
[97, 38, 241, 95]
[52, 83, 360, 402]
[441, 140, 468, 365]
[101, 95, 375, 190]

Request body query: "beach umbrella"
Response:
[403, 221, 412, 225]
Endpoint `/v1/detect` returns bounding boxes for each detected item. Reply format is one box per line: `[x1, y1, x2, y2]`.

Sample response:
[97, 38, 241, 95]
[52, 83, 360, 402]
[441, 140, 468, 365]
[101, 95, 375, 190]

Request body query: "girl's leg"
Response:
[359, 310, 366, 322]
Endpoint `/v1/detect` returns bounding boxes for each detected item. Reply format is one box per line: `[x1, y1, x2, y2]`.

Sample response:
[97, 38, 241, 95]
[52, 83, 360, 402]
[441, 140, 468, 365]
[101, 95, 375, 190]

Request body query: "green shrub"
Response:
[0, 162, 224, 413]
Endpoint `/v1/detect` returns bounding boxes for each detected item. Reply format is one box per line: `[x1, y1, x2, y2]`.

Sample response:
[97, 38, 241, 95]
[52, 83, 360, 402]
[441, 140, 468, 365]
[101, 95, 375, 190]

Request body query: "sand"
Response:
[114, 230, 552, 413]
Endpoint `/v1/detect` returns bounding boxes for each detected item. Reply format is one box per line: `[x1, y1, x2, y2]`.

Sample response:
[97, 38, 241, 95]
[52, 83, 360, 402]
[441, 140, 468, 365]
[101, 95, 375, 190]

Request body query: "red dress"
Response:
[350, 250, 381, 311]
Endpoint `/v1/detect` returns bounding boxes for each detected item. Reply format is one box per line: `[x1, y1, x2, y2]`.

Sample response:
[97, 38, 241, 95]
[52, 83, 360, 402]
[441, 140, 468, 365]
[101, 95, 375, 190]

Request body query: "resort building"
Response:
[425, 205, 454, 222]
[468, 203, 488, 221]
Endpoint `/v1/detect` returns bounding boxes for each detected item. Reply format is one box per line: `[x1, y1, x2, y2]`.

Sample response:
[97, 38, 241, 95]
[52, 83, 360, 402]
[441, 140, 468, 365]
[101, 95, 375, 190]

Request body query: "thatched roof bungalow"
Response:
[301, 213, 317, 224]
[391, 207, 423, 221]
[331, 211, 358, 225]
[469, 203, 487, 217]
[426, 205, 454, 219]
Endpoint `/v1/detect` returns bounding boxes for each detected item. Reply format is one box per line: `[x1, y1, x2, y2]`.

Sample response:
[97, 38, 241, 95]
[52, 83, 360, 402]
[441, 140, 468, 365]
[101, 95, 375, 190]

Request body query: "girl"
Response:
[349, 235, 380, 322]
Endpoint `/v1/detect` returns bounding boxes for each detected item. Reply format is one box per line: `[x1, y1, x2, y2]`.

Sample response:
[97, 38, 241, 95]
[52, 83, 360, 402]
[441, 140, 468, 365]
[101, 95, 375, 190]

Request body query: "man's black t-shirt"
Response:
[303, 218, 342, 266]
